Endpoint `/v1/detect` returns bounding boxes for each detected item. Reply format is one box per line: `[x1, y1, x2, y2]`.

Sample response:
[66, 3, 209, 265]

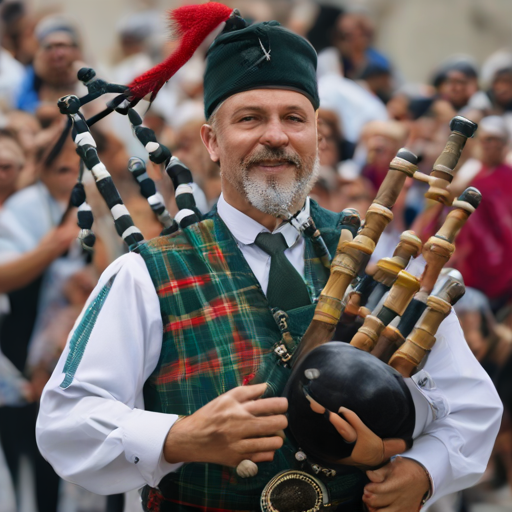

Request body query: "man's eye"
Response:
[288, 116, 304, 123]
[240, 116, 256, 122]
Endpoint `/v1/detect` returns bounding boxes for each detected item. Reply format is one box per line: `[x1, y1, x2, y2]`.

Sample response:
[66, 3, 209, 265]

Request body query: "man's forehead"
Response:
[41, 31, 75, 47]
[218, 89, 315, 115]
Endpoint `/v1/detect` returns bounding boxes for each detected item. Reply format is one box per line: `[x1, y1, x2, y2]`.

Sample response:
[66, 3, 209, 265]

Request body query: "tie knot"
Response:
[254, 232, 288, 256]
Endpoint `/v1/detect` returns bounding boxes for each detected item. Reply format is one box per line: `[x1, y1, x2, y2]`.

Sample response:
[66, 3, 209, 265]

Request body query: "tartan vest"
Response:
[138, 201, 366, 512]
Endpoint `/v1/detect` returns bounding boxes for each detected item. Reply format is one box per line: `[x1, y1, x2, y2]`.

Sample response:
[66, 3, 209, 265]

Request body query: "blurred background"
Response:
[0, 0, 512, 511]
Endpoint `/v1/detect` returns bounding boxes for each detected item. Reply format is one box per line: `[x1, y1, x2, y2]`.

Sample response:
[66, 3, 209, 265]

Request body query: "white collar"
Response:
[217, 194, 310, 248]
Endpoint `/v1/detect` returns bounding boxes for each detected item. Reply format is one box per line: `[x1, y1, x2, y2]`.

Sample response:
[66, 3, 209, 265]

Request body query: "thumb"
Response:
[366, 464, 390, 483]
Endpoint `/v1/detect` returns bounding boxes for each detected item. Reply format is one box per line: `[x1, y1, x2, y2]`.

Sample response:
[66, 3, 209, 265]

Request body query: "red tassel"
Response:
[129, 2, 233, 101]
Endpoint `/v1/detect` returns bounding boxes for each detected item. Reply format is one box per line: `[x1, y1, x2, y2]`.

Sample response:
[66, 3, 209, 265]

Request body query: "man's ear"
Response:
[200, 124, 220, 163]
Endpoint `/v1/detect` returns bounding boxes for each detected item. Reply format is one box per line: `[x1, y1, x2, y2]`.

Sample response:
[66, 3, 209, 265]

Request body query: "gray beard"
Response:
[242, 155, 320, 217]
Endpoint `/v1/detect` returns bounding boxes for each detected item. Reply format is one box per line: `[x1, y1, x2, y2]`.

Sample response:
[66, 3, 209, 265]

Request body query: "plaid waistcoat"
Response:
[137, 200, 366, 512]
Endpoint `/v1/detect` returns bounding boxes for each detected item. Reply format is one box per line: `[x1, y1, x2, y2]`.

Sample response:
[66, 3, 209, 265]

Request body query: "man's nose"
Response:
[260, 119, 289, 148]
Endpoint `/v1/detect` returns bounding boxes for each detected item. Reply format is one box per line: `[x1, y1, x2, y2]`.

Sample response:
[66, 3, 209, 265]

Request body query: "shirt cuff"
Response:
[402, 434, 451, 500]
[121, 409, 183, 487]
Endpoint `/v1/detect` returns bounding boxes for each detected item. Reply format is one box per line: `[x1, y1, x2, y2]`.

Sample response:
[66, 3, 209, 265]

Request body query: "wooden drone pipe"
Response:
[371, 230, 422, 288]
[389, 276, 465, 376]
[350, 270, 420, 352]
[419, 187, 481, 296]
[422, 116, 478, 205]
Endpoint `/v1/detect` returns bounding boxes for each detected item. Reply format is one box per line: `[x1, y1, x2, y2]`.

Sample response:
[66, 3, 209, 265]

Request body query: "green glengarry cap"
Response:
[204, 21, 319, 119]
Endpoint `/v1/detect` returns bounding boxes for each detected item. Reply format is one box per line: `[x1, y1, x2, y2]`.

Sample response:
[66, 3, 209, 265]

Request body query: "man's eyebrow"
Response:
[230, 105, 309, 118]
[231, 106, 267, 117]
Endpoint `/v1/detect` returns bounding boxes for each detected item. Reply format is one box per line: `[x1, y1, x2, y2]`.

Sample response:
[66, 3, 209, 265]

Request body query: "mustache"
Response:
[241, 147, 303, 169]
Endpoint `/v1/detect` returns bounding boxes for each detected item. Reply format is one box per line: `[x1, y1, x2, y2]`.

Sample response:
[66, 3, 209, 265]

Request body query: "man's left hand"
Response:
[363, 456, 431, 512]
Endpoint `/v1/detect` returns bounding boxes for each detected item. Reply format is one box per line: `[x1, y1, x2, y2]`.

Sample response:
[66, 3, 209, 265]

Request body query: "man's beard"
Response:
[223, 147, 320, 217]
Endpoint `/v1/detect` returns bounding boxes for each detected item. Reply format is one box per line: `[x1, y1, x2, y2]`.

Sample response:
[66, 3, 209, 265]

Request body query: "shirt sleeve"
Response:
[401, 310, 503, 505]
[36, 252, 183, 495]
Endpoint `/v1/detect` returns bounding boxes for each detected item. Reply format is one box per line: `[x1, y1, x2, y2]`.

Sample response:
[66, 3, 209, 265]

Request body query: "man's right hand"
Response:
[163, 383, 288, 467]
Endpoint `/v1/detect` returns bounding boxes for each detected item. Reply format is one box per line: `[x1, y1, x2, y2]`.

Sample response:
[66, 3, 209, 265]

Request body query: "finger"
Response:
[305, 393, 326, 414]
[250, 451, 277, 463]
[363, 488, 392, 509]
[229, 383, 268, 402]
[238, 435, 284, 454]
[338, 407, 373, 437]
[245, 416, 288, 437]
[328, 411, 357, 442]
[245, 397, 288, 416]
[366, 465, 390, 484]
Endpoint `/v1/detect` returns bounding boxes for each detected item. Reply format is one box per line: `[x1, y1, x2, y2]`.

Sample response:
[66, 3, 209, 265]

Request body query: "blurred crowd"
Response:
[0, 1, 511, 511]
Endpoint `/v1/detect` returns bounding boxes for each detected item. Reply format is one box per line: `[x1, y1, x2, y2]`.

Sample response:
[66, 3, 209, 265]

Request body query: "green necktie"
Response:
[254, 232, 311, 311]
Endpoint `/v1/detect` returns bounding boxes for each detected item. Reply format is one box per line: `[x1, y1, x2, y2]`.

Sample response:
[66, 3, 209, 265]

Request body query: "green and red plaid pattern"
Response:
[138, 201, 366, 511]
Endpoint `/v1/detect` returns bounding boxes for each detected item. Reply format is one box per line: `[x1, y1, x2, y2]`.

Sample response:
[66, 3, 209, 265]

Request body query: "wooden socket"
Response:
[351, 314, 386, 352]
[389, 296, 452, 376]
[383, 270, 421, 316]
[371, 326, 405, 362]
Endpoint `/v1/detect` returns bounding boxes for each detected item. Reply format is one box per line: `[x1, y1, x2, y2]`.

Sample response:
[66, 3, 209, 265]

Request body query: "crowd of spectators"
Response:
[0, 1, 511, 511]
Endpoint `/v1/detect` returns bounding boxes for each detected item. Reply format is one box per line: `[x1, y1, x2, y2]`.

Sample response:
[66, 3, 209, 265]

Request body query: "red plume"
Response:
[129, 2, 233, 101]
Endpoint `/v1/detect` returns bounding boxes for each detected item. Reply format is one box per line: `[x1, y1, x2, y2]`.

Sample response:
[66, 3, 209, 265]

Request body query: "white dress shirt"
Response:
[36, 198, 502, 504]
[216, 194, 307, 295]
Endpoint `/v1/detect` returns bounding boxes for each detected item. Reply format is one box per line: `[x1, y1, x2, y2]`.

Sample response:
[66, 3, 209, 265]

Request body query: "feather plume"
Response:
[129, 2, 233, 101]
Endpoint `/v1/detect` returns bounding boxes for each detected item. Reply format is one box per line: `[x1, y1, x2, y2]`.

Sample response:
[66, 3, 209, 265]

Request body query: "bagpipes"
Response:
[56, 51, 479, 512]
[267, 117, 480, 483]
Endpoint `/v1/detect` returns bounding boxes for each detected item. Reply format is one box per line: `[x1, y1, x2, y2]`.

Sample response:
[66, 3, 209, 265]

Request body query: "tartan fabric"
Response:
[137, 200, 366, 511]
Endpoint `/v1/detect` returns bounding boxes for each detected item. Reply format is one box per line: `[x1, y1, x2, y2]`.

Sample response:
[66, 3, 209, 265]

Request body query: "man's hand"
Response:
[363, 456, 431, 512]
[163, 383, 287, 467]
[306, 393, 407, 468]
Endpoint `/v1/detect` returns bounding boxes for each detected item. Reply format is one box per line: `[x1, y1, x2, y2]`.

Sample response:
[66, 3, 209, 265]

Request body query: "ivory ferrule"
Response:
[389, 156, 418, 177]
[423, 238, 455, 259]
[451, 200, 476, 214]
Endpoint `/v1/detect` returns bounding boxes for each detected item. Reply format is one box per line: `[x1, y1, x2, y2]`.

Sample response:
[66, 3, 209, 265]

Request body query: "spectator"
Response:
[0, 0, 38, 66]
[318, 72, 388, 144]
[360, 120, 408, 191]
[173, 116, 222, 209]
[451, 116, 512, 308]
[16, 14, 84, 114]
[0, 4, 26, 111]
[432, 56, 479, 112]
[332, 10, 391, 81]
[0, 131, 24, 207]
[0, 132, 82, 512]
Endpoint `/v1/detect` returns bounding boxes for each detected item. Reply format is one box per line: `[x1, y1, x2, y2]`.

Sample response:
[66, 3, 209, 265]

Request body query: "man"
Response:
[37, 10, 501, 512]
[0, 133, 80, 512]
[16, 14, 83, 114]
[451, 115, 512, 309]
[432, 57, 479, 113]
[0, 131, 24, 207]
